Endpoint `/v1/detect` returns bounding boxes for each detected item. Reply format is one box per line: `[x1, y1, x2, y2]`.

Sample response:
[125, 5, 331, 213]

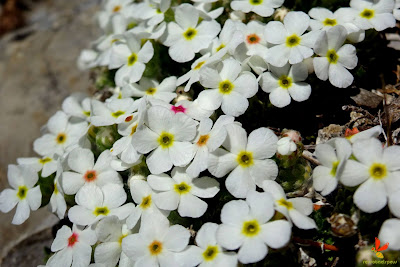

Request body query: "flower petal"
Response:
[238, 238, 268, 264]
[226, 167, 255, 198]
[354, 179, 387, 213]
[147, 147, 173, 175]
[247, 128, 278, 159]
[261, 220, 291, 249]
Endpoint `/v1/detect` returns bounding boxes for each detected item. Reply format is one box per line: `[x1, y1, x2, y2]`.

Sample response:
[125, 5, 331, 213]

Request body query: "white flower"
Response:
[77, 48, 99, 70]
[62, 148, 122, 195]
[187, 116, 234, 177]
[98, 0, 134, 29]
[132, 106, 197, 174]
[111, 112, 142, 164]
[62, 93, 92, 121]
[126, 179, 169, 229]
[264, 11, 319, 67]
[231, 0, 284, 17]
[122, 213, 191, 267]
[94, 216, 134, 267]
[313, 25, 358, 88]
[176, 53, 223, 92]
[208, 19, 244, 57]
[93, 14, 130, 68]
[230, 10, 246, 21]
[178, 222, 238, 267]
[109, 33, 154, 86]
[237, 20, 268, 57]
[197, 57, 258, 116]
[259, 62, 311, 108]
[277, 136, 297, 155]
[340, 138, 400, 213]
[208, 124, 278, 198]
[308, 7, 365, 43]
[346, 125, 382, 143]
[262, 180, 317, 229]
[123, 77, 177, 103]
[312, 138, 352, 196]
[49, 163, 67, 219]
[147, 167, 220, 218]
[394, 0, 400, 20]
[194, 2, 224, 20]
[46, 224, 97, 267]
[378, 218, 400, 250]
[350, 0, 396, 31]
[0, 165, 42, 225]
[68, 184, 134, 226]
[90, 98, 137, 126]
[135, 0, 170, 27]
[389, 189, 400, 217]
[164, 3, 221, 63]
[216, 191, 291, 264]
[33, 111, 88, 157]
[17, 155, 57, 178]
[150, 98, 214, 122]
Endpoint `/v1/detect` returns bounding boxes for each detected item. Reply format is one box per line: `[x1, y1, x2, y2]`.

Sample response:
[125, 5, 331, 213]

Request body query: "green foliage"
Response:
[38, 171, 55, 208]
[94, 68, 116, 90]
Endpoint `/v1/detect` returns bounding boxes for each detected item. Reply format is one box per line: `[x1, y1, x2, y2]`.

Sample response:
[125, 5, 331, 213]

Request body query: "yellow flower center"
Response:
[242, 220, 260, 237]
[194, 61, 205, 70]
[83, 110, 91, 117]
[93, 207, 110, 216]
[323, 18, 337, 26]
[237, 151, 254, 168]
[54, 183, 59, 194]
[17, 186, 28, 200]
[111, 110, 125, 118]
[330, 160, 340, 176]
[56, 133, 67, 144]
[202, 245, 219, 261]
[326, 49, 339, 64]
[278, 75, 293, 89]
[39, 157, 52, 164]
[118, 234, 128, 245]
[216, 44, 225, 51]
[146, 87, 157, 95]
[277, 198, 293, 210]
[369, 163, 387, 180]
[360, 8, 375, 19]
[149, 240, 163, 255]
[249, 0, 263, 5]
[158, 132, 174, 149]
[218, 80, 234, 94]
[197, 135, 210, 147]
[183, 28, 197, 41]
[113, 5, 121, 12]
[174, 182, 191, 195]
[286, 34, 301, 47]
[130, 124, 138, 136]
[127, 53, 137, 66]
[140, 195, 152, 209]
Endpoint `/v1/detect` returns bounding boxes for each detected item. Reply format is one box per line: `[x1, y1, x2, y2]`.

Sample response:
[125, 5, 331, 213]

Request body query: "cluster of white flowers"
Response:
[1, 0, 400, 266]
[312, 125, 400, 250]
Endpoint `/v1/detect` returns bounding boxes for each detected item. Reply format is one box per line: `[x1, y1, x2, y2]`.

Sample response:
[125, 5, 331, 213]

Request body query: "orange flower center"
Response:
[84, 170, 97, 182]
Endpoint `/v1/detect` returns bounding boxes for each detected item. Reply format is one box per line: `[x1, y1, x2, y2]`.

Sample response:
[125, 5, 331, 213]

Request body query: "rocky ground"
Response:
[0, 0, 100, 265]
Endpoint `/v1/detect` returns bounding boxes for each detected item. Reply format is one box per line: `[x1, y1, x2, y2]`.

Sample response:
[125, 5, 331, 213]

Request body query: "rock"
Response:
[316, 124, 344, 144]
[0, 0, 101, 264]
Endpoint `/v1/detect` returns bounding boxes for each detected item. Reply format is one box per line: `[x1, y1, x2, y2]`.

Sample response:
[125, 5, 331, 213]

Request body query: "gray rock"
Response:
[0, 0, 101, 264]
